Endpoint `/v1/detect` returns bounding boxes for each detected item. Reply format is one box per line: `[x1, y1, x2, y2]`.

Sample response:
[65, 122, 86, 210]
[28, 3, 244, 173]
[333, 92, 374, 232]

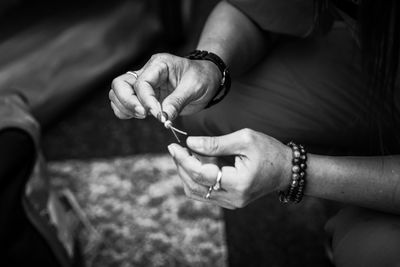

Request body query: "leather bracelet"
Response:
[186, 50, 231, 109]
[278, 142, 307, 204]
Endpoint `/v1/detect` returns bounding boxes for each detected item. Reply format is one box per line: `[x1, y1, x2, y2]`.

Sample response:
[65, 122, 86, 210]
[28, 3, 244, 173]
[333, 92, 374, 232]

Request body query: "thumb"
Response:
[161, 88, 191, 121]
[186, 131, 246, 156]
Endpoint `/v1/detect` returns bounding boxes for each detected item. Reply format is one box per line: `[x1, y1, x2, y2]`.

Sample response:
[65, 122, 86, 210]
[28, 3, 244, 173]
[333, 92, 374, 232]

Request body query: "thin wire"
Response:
[169, 125, 187, 135]
[158, 111, 188, 143]
[170, 128, 182, 143]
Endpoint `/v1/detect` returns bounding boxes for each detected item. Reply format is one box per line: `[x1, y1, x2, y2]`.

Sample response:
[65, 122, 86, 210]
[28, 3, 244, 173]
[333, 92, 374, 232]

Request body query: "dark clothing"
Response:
[0, 129, 61, 266]
[183, 1, 400, 266]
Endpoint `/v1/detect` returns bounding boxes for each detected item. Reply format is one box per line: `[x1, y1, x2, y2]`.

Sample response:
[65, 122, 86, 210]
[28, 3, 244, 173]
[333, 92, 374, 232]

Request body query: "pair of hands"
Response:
[109, 53, 291, 209]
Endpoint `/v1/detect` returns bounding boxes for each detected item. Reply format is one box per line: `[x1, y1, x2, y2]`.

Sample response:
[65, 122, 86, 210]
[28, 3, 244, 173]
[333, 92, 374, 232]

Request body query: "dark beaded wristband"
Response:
[186, 50, 231, 109]
[278, 141, 307, 204]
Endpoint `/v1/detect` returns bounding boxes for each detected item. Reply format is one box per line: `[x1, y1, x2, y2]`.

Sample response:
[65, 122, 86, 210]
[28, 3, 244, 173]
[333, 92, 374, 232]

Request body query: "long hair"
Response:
[315, 0, 400, 153]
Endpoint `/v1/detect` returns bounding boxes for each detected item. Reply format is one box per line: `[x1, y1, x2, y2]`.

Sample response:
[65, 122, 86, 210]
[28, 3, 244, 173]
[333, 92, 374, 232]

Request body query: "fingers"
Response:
[109, 89, 145, 119]
[132, 55, 173, 118]
[110, 73, 147, 119]
[168, 143, 237, 190]
[173, 159, 236, 210]
[111, 60, 164, 120]
[161, 74, 197, 121]
[186, 128, 254, 156]
[169, 142, 255, 209]
[110, 101, 131, 120]
[110, 53, 203, 121]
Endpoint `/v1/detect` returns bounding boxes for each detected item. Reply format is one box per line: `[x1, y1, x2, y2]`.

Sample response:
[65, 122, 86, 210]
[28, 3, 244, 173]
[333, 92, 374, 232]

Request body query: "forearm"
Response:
[196, 1, 272, 75]
[304, 154, 400, 214]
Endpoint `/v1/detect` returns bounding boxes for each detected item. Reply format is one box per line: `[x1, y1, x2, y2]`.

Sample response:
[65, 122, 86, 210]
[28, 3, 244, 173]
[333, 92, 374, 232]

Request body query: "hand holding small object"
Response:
[157, 111, 187, 143]
[109, 53, 222, 121]
[167, 129, 292, 209]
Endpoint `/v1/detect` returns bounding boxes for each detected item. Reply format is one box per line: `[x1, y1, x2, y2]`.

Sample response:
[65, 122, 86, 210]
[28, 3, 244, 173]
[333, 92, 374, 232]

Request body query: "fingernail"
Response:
[135, 106, 146, 116]
[167, 144, 175, 157]
[161, 104, 176, 121]
[186, 137, 201, 149]
[157, 111, 168, 123]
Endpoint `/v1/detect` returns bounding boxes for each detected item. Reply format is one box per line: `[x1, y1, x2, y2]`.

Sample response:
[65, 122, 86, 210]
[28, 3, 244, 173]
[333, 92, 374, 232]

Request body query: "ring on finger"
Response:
[212, 170, 222, 191]
[126, 71, 138, 79]
[205, 186, 213, 200]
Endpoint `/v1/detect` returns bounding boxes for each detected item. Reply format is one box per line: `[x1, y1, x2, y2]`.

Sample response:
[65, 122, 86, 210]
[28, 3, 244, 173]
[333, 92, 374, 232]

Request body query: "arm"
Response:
[167, 129, 400, 215]
[196, 1, 272, 75]
[303, 155, 400, 214]
[110, 1, 273, 121]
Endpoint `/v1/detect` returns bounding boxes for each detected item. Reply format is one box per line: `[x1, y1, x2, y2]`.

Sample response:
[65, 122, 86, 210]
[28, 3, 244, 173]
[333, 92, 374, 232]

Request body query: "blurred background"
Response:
[1, 0, 334, 266]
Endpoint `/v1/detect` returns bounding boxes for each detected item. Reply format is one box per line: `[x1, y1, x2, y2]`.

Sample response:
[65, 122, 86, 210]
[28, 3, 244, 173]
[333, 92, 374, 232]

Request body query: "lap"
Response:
[182, 23, 372, 154]
[326, 207, 400, 267]
[181, 23, 400, 266]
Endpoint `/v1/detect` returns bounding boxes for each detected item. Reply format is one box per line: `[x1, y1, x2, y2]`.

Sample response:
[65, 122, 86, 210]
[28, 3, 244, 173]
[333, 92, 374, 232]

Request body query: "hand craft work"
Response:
[157, 112, 188, 143]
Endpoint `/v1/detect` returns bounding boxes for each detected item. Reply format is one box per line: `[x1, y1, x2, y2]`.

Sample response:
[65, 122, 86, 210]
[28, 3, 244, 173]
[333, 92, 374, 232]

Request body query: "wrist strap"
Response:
[186, 50, 231, 109]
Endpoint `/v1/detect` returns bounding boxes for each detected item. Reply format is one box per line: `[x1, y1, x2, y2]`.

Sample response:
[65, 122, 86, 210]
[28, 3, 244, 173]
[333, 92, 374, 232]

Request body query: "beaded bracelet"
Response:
[278, 141, 307, 204]
[185, 50, 231, 109]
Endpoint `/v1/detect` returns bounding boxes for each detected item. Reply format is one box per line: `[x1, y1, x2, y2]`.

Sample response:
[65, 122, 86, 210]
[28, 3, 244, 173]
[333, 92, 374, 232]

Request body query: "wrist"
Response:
[200, 60, 223, 91]
[277, 145, 293, 192]
[185, 50, 231, 108]
[278, 142, 308, 204]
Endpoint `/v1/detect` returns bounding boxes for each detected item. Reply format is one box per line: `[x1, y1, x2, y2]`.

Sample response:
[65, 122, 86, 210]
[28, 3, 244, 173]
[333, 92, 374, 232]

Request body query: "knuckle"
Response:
[191, 170, 203, 184]
[171, 95, 185, 107]
[150, 53, 168, 63]
[206, 137, 219, 154]
[167, 96, 185, 115]
[240, 128, 254, 144]
[111, 78, 120, 90]
[149, 54, 158, 62]
[132, 78, 141, 90]
[188, 184, 203, 197]
[152, 60, 167, 70]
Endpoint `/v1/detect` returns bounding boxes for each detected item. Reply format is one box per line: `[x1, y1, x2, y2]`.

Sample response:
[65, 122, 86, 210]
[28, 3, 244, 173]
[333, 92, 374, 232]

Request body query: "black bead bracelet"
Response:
[278, 141, 307, 204]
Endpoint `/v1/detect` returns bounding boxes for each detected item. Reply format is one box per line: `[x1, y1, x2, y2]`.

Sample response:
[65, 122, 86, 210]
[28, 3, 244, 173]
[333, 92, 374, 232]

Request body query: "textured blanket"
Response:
[48, 154, 227, 267]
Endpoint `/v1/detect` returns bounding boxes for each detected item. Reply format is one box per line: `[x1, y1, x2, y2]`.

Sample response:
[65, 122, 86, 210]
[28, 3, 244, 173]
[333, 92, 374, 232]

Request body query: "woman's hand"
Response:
[109, 53, 221, 121]
[167, 128, 292, 209]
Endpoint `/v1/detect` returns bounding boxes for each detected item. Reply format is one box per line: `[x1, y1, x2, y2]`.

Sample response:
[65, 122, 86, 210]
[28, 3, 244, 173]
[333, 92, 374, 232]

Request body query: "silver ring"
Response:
[205, 186, 213, 200]
[126, 71, 138, 79]
[212, 170, 222, 191]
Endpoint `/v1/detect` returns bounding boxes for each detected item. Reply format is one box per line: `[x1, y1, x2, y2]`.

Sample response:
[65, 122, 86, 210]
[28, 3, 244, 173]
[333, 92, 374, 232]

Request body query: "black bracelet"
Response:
[186, 50, 231, 109]
[278, 141, 307, 204]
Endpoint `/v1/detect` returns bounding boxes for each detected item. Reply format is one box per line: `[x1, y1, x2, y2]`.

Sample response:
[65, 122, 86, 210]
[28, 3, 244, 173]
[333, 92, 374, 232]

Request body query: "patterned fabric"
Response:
[48, 155, 227, 267]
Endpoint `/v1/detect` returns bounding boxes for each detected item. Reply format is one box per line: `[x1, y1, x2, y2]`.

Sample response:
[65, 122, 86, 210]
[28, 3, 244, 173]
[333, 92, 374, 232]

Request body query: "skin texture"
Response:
[109, 1, 270, 121]
[167, 129, 292, 209]
[110, 1, 400, 214]
[110, 54, 221, 121]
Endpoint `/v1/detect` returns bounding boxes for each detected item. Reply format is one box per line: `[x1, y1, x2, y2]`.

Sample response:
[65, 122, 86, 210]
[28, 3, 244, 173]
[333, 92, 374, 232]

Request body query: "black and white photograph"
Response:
[1, 0, 400, 266]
